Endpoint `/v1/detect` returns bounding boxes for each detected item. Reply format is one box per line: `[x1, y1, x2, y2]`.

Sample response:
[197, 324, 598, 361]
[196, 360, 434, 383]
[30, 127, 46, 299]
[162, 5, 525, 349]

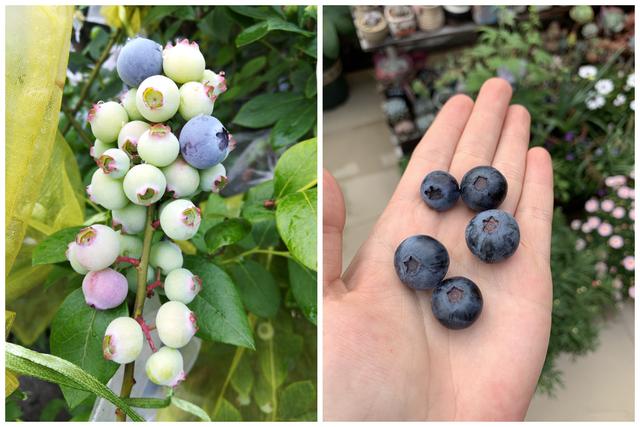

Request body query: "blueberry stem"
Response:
[219, 248, 291, 265]
[115, 256, 140, 267]
[135, 315, 158, 353]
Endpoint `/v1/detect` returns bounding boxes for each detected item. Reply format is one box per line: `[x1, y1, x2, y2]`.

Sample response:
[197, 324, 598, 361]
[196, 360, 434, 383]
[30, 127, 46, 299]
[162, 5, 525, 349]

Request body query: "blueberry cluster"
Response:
[395, 165, 520, 329]
[66, 36, 230, 388]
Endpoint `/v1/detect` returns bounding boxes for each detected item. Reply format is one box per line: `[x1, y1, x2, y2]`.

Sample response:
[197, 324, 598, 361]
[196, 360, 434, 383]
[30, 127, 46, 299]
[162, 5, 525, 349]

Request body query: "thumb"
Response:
[323, 169, 346, 290]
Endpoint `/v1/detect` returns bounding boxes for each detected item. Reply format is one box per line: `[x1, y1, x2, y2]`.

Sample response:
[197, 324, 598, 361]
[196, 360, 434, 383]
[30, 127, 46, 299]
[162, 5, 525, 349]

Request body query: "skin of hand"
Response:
[323, 78, 554, 421]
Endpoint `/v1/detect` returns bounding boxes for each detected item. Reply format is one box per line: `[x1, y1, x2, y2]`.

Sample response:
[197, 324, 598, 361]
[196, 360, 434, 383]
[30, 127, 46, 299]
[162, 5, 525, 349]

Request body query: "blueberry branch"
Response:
[117, 204, 156, 422]
[219, 248, 291, 265]
[60, 103, 93, 146]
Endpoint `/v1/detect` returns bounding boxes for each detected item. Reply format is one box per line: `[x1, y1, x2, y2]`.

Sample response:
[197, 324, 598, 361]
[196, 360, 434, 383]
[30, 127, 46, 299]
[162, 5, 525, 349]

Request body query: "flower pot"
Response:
[413, 6, 445, 32]
[472, 6, 498, 25]
[443, 6, 471, 25]
[323, 58, 349, 110]
[383, 98, 411, 125]
[355, 10, 389, 44]
[384, 6, 416, 38]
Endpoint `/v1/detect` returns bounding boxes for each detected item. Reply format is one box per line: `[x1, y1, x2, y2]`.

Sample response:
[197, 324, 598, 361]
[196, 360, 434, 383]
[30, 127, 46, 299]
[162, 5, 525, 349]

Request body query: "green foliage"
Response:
[31, 227, 83, 265]
[322, 6, 355, 60]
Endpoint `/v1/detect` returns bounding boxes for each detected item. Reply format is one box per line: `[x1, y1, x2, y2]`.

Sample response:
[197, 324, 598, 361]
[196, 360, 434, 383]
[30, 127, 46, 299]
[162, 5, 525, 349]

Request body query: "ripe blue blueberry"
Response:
[420, 170, 460, 212]
[116, 37, 163, 88]
[465, 209, 520, 263]
[179, 115, 230, 169]
[460, 166, 508, 211]
[431, 276, 483, 330]
[394, 235, 449, 290]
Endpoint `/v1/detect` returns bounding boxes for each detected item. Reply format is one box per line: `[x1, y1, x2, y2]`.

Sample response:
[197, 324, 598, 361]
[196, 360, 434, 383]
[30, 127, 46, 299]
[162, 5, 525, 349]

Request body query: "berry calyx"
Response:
[159, 199, 202, 240]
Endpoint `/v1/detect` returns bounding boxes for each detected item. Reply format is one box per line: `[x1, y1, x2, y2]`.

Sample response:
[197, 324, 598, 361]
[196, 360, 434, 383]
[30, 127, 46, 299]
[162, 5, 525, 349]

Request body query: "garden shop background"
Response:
[324, 5, 634, 420]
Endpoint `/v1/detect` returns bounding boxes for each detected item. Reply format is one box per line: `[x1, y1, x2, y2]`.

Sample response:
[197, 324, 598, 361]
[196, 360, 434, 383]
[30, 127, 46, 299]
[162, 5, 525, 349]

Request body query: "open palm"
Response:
[324, 79, 554, 421]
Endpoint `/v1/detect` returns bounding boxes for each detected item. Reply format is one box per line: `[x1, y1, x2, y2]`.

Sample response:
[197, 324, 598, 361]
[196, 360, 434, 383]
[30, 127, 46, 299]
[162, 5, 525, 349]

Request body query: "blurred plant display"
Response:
[6, 5, 317, 421]
[427, 6, 634, 394]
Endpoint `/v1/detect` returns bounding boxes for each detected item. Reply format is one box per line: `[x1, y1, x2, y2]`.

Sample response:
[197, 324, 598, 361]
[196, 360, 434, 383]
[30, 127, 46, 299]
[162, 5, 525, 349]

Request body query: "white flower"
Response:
[613, 93, 627, 106]
[631, 100, 635, 111]
[586, 95, 605, 110]
[627, 73, 635, 88]
[595, 79, 614, 95]
[570, 219, 582, 230]
[578, 65, 597, 79]
[601, 199, 615, 212]
[575, 239, 586, 251]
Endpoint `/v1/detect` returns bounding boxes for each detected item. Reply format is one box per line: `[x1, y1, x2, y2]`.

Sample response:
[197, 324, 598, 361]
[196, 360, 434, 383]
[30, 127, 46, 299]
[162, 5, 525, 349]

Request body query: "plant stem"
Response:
[116, 204, 156, 421]
[220, 248, 291, 265]
[60, 102, 93, 146]
[61, 28, 122, 135]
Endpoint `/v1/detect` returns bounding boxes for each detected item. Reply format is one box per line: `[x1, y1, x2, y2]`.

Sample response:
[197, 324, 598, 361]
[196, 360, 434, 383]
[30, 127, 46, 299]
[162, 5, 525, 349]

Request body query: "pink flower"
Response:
[597, 222, 613, 236]
[595, 261, 607, 275]
[622, 256, 635, 271]
[612, 277, 623, 289]
[601, 199, 615, 212]
[617, 187, 632, 199]
[629, 286, 635, 299]
[570, 219, 582, 230]
[608, 235, 624, 249]
[581, 223, 592, 233]
[605, 175, 626, 187]
[585, 199, 599, 212]
[612, 207, 625, 219]
[587, 216, 601, 228]
[575, 238, 586, 251]
[629, 209, 635, 220]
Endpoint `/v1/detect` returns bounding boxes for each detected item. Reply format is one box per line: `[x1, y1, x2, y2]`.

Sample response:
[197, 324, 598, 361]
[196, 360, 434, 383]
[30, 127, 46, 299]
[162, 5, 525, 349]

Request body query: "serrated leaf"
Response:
[171, 397, 211, 421]
[186, 257, 255, 349]
[288, 260, 317, 325]
[229, 260, 281, 318]
[270, 102, 316, 149]
[273, 138, 317, 199]
[6, 343, 143, 421]
[233, 92, 306, 128]
[212, 398, 242, 421]
[277, 381, 316, 420]
[32, 226, 83, 265]
[50, 289, 128, 408]
[204, 218, 252, 253]
[275, 188, 317, 270]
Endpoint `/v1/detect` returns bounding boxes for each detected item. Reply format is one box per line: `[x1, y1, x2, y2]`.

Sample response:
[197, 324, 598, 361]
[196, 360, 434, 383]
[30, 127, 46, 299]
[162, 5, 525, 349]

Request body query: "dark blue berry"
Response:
[116, 37, 163, 88]
[394, 235, 449, 290]
[465, 209, 520, 263]
[420, 170, 460, 212]
[431, 276, 483, 329]
[460, 166, 507, 211]
[179, 115, 229, 169]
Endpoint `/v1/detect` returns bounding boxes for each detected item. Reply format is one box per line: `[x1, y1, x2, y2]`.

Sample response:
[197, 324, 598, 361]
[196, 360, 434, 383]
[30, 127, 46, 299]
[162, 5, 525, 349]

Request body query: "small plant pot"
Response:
[384, 6, 416, 38]
[414, 6, 445, 32]
[383, 98, 411, 126]
[355, 10, 389, 44]
[472, 6, 498, 25]
[443, 6, 471, 25]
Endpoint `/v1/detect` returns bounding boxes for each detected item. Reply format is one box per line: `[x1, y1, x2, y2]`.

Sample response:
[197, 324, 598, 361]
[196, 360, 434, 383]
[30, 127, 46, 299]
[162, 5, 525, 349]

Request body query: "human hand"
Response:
[323, 78, 553, 421]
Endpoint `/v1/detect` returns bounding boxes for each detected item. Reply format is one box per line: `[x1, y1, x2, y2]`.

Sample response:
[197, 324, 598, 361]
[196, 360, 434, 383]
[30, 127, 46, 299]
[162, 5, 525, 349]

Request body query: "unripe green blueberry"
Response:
[73, 224, 120, 271]
[82, 268, 128, 310]
[87, 169, 128, 210]
[103, 317, 143, 364]
[123, 164, 167, 206]
[118, 233, 143, 259]
[126, 265, 155, 294]
[97, 148, 130, 179]
[117, 120, 151, 159]
[164, 268, 202, 304]
[88, 101, 129, 143]
[90, 139, 116, 160]
[155, 301, 197, 348]
[201, 69, 227, 97]
[163, 39, 205, 84]
[121, 88, 144, 121]
[178, 82, 215, 120]
[137, 124, 180, 167]
[112, 204, 147, 234]
[149, 240, 183, 274]
[66, 242, 88, 274]
[136, 75, 180, 122]
[145, 346, 186, 387]
[162, 157, 200, 198]
[199, 163, 227, 193]
[159, 199, 201, 241]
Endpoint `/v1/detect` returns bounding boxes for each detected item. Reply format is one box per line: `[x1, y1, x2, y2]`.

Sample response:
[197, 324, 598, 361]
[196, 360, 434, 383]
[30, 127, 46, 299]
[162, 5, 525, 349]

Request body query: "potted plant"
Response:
[324, 6, 355, 110]
[384, 6, 416, 38]
[355, 9, 388, 44]
[414, 6, 445, 32]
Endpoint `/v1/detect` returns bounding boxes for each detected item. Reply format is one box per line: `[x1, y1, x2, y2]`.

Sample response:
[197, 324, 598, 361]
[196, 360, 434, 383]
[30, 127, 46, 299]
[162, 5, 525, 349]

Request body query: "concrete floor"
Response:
[323, 70, 635, 421]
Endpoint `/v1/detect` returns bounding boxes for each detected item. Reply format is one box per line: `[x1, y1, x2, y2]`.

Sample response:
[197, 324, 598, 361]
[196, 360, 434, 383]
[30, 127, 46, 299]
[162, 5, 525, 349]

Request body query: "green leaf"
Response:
[32, 226, 83, 265]
[233, 92, 306, 128]
[212, 398, 242, 421]
[230, 354, 254, 398]
[50, 289, 128, 408]
[273, 138, 317, 199]
[266, 18, 314, 37]
[237, 56, 267, 81]
[204, 218, 252, 253]
[323, 14, 340, 60]
[6, 343, 143, 421]
[229, 5, 280, 20]
[277, 381, 316, 420]
[143, 6, 182, 25]
[258, 324, 303, 388]
[171, 397, 212, 421]
[235, 22, 269, 47]
[186, 257, 255, 349]
[229, 260, 281, 318]
[305, 73, 317, 98]
[276, 188, 317, 271]
[270, 102, 316, 149]
[124, 395, 172, 409]
[288, 260, 317, 324]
